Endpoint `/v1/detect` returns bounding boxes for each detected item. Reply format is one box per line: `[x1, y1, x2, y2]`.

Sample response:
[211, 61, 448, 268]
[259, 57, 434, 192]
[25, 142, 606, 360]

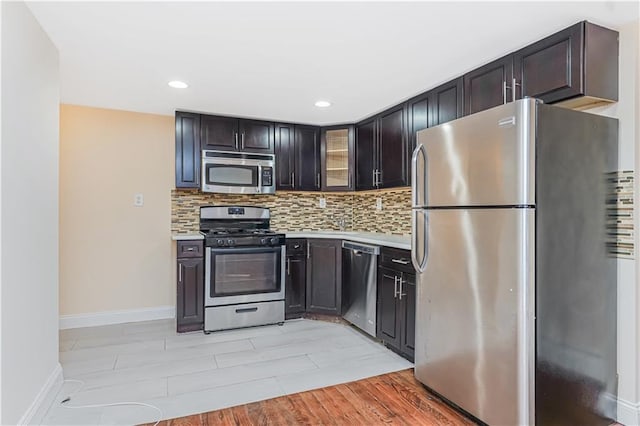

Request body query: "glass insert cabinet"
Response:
[321, 125, 355, 191]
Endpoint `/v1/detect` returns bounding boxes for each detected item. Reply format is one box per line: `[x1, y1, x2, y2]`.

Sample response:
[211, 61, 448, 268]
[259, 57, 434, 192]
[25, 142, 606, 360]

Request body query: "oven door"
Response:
[205, 246, 285, 306]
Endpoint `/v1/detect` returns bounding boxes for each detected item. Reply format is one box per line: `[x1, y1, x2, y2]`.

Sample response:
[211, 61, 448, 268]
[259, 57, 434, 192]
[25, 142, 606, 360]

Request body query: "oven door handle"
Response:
[208, 246, 282, 255]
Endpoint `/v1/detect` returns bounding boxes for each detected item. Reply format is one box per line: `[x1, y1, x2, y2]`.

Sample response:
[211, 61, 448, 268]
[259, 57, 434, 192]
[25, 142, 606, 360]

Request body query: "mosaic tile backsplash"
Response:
[606, 170, 635, 259]
[171, 188, 412, 236]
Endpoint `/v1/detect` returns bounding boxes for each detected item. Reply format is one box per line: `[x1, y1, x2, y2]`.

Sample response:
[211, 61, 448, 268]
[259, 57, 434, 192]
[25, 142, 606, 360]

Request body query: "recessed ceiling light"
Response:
[314, 100, 331, 108]
[168, 80, 188, 89]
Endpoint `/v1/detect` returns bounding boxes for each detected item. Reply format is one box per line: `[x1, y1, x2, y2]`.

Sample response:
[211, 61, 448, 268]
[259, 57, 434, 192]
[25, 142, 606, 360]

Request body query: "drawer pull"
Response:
[293, 244, 300, 249]
[391, 258, 410, 265]
[185, 247, 195, 252]
[236, 307, 258, 314]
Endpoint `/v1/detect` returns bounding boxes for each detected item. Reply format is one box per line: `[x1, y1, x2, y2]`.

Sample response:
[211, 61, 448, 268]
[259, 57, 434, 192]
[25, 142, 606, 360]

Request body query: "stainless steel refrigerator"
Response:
[411, 98, 617, 425]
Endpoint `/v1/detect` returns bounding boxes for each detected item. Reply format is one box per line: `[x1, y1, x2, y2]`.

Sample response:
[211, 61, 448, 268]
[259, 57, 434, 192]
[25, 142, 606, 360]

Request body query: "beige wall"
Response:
[1, 2, 59, 423]
[59, 105, 174, 316]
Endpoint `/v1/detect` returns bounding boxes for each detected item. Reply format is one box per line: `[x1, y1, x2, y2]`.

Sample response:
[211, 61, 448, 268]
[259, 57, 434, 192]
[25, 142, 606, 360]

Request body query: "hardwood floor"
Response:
[148, 369, 476, 425]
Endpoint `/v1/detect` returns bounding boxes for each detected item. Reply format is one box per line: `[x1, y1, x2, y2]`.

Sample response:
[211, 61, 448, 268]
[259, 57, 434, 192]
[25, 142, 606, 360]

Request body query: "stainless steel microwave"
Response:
[201, 150, 276, 194]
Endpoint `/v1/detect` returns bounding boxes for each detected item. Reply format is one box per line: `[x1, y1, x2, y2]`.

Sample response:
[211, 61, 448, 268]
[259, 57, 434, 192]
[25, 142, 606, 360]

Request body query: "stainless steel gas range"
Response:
[200, 206, 285, 333]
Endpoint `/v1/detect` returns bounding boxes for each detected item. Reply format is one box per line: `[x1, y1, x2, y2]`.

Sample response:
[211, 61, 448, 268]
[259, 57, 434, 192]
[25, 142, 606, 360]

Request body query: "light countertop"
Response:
[172, 233, 204, 241]
[279, 231, 410, 250]
[172, 230, 410, 250]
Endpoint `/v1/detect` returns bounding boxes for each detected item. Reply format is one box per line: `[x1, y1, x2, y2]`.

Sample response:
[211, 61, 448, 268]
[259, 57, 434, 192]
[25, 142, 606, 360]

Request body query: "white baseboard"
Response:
[618, 397, 640, 426]
[59, 305, 175, 329]
[18, 363, 63, 425]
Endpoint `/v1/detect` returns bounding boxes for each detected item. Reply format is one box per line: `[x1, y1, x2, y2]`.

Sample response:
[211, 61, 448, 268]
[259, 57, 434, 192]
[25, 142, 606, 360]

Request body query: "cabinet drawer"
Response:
[177, 241, 204, 258]
[286, 239, 306, 256]
[379, 247, 414, 273]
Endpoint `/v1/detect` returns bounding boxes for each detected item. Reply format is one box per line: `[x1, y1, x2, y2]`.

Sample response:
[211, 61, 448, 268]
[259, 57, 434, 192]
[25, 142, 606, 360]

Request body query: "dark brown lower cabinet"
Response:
[285, 239, 307, 318]
[378, 267, 401, 348]
[377, 248, 415, 361]
[176, 241, 204, 332]
[306, 239, 342, 315]
[400, 273, 416, 360]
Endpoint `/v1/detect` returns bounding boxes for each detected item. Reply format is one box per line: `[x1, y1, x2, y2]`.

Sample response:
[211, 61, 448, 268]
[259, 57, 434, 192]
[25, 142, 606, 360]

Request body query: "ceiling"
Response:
[27, 1, 639, 125]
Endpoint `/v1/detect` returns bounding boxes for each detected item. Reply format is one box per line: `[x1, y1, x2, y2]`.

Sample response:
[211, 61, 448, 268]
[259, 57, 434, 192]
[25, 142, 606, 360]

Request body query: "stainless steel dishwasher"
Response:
[342, 241, 380, 336]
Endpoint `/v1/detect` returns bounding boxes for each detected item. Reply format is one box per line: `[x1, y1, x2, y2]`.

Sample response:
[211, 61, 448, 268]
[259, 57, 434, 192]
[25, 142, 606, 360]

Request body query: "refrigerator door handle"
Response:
[411, 143, 427, 208]
[411, 209, 428, 273]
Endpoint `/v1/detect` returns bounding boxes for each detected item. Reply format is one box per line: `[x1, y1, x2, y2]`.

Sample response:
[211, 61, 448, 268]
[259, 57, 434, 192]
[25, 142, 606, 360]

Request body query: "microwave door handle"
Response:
[257, 165, 262, 193]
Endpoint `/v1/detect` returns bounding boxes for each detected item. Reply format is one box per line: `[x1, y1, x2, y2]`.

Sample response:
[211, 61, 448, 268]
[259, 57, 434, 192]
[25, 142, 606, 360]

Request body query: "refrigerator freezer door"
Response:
[414, 207, 535, 426]
[413, 99, 536, 208]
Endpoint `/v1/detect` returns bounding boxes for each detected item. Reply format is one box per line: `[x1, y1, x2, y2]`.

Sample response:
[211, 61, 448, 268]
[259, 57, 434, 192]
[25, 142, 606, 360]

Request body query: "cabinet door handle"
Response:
[316, 173, 320, 189]
[398, 277, 406, 300]
[286, 258, 291, 275]
[393, 275, 399, 299]
[372, 169, 376, 187]
[348, 171, 352, 188]
[307, 241, 311, 259]
[391, 258, 410, 265]
[502, 80, 508, 104]
[178, 264, 183, 282]
[235, 132, 239, 150]
[241, 132, 245, 150]
[291, 172, 295, 188]
[512, 78, 520, 102]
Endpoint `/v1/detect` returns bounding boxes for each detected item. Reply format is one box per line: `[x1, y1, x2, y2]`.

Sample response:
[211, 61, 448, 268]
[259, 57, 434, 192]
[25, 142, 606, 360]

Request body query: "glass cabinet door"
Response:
[322, 126, 354, 191]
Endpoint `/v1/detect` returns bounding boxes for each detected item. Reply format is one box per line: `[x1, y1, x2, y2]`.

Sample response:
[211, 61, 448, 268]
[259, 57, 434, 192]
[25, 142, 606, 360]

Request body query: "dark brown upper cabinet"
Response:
[429, 78, 464, 127]
[355, 119, 377, 191]
[275, 123, 295, 190]
[295, 125, 321, 191]
[201, 115, 274, 153]
[175, 112, 201, 188]
[321, 125, 355, 191]
[513, 21, 618, 108]
[377, 105, 408, 188]
[406, 77, 463, 164]
[275, 124, 321, 191]
[355, 105, 408, 190]
[464, 55, 514, 116]
[464, 21, 618, 116]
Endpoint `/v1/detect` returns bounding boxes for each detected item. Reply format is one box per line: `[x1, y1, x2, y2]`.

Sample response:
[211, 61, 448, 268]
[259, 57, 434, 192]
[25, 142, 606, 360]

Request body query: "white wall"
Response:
[0, 2, 60, 424]
[588, 18, 640, 425]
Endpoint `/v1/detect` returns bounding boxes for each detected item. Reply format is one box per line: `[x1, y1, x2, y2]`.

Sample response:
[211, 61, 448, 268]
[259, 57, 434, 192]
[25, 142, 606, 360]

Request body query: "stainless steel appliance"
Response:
[411, 98, 617, 425]
[201, 206, 285, 332]
[201, 150, 275, 194]
[341, 241, 380, 336]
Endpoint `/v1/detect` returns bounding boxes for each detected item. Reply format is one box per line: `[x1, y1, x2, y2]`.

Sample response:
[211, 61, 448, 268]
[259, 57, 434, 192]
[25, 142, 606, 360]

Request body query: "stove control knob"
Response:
[226, 239, 235, 246]
[260, 238, 268, 245]
[270, 237, 279, 245]
[216, 239, 225, 246]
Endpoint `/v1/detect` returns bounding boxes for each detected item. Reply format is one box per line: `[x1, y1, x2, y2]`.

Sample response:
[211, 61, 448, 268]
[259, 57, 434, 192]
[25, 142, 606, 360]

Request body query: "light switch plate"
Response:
[319, 197, 326, 208]
[376, 198, 383, 210]
[134, 193, 144, 207]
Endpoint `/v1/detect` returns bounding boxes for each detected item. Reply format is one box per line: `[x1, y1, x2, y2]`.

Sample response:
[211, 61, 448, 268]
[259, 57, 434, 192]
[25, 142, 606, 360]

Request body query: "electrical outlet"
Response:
[376, 197, 383, 211]
[319, 197, 326, 208]
[134, 193, 144, 207]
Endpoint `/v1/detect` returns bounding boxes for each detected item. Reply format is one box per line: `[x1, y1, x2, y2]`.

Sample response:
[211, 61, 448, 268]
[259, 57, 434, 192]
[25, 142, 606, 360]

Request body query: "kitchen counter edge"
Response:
[172, 233, 204, 241]
[282, 231, 411, 250]
[171, 231, 410, 250]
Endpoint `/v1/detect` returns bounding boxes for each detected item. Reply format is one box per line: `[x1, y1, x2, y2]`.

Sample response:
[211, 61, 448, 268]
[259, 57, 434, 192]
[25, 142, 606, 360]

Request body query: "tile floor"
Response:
[44, 319, 413, 425]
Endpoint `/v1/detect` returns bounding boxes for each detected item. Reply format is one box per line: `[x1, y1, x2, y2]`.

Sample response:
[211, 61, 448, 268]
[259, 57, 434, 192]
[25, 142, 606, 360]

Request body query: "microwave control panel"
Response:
[262, 167, 273, 187]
